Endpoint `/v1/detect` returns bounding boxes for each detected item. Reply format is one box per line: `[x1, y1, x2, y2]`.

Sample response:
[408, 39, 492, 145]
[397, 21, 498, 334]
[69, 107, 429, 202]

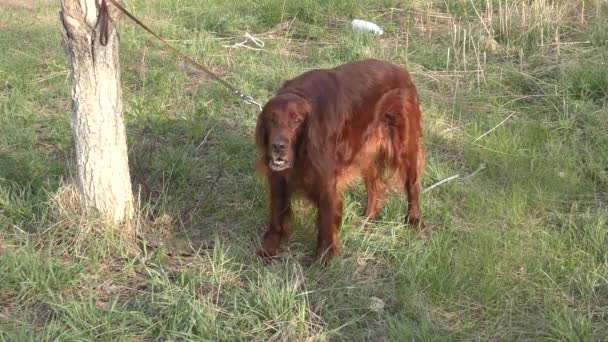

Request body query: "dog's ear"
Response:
[255, 111, 267, 152]
[296, 100, 310, 158]
[298, 97, 312, 119]
[255, 111, 270, 173]
[299, 101, 335, 177]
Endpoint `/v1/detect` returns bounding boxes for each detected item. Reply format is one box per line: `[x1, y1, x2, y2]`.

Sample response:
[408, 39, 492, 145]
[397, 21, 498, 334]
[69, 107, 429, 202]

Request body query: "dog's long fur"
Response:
[255, 59, 425, 263]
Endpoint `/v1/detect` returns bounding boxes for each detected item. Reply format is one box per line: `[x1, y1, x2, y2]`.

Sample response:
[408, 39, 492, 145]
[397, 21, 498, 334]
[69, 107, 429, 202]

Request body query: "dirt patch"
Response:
[0, 0, 33, 9]
[31, 302, 56, 328]
[0, 236, 14, 254]
[0, 0, 53, 10]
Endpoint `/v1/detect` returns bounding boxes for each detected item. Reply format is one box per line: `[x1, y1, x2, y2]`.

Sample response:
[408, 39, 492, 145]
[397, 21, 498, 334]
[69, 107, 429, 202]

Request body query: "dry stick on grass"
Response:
[182, 152, 225, 224]
[423, 163, 486, 193]
[425, 108, 518, 194]
[423, 174, 460, 193]
[195, 125, 216, 151]
[424, 92, 513, 194]
[462, 163, 487, 180]
[472, 111, 516, 143]
[132, 155, 152, 195]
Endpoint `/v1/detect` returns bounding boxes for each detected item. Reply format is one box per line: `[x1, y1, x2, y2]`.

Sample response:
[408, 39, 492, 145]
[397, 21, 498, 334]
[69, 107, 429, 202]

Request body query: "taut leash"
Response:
[99, 0, 263, 111]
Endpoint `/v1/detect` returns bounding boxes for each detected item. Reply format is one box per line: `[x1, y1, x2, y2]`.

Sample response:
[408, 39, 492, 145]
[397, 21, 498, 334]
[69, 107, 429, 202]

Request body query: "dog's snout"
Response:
[271, 138, 288, 153]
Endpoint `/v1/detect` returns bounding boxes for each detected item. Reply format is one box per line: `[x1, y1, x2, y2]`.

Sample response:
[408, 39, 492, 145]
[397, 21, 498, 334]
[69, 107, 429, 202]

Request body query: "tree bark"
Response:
[60, 0, 134, 223]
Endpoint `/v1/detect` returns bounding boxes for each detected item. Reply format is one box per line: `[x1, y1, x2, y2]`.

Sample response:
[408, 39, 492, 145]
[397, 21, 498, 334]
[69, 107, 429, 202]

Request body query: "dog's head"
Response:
[255, 93, 311, 172]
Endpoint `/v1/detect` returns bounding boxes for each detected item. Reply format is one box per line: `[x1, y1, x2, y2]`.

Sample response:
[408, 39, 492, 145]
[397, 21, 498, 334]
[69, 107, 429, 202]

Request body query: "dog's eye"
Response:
[294, 117, 302, 124]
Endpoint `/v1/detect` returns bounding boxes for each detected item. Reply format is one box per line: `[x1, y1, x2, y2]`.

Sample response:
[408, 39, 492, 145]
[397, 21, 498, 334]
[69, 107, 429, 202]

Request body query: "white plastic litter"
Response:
[223, 32, 265, 51]
[351, 19, 384, 35]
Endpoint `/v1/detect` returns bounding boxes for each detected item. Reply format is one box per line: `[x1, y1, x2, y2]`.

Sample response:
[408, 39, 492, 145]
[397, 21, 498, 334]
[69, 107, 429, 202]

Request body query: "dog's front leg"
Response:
[315, 183, 343, 264]
[258, 176, 292, 261]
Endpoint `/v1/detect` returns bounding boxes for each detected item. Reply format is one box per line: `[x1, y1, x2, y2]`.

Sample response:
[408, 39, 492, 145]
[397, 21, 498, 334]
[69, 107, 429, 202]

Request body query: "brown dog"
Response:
[255, 59, 425, 263]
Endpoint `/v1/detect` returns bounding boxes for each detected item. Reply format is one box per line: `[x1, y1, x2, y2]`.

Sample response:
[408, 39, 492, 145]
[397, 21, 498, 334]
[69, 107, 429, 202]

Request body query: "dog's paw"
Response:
[315, 241, 340, 265]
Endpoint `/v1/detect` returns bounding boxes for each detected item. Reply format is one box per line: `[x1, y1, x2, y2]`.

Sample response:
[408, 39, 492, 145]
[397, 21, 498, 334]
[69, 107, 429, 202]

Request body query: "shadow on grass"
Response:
[124, 104, 267, 259]
[0, 135, 67, 230]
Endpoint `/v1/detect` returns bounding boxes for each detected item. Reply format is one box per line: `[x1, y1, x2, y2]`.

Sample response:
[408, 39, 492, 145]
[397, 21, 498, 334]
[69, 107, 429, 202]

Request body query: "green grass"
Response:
[1, 0, 607, 340]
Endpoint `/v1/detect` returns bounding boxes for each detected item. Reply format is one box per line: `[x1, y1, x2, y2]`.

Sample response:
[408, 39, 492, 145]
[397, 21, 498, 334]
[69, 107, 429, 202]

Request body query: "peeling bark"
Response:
[60, 0, 134, 223]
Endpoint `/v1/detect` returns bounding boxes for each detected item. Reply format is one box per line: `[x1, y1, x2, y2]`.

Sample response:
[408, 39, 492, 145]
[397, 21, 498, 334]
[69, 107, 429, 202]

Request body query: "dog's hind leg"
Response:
[403, 153, 425, 231]
[364, 163, 386, 221]
[378, 88, 426, 232]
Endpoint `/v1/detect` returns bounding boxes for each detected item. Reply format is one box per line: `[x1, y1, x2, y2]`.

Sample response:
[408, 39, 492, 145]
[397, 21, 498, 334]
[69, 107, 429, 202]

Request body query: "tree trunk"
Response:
[60, 0, 134, 223]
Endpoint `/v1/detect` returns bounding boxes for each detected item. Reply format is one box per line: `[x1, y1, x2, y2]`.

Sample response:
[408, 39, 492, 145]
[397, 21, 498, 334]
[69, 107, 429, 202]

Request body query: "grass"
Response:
[1, 0, 607, 340]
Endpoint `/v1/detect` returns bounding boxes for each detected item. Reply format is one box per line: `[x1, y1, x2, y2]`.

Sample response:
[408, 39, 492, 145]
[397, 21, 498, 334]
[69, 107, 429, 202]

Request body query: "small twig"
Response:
[472, 111, 515, 143]
[195, 125, 216, 151]
[462, 163, 486, 180]
[468, 0, 492, 38]
[29, 70, 69, 85]
[182, 153, 224, 223]
[11, 224, 27, 234]
[175, 215, 210, 258]
[133, 158, 152, 195]
[423, 174, 460, 193]
[548, 40, 590, 46]
[424, 163, 486, 193]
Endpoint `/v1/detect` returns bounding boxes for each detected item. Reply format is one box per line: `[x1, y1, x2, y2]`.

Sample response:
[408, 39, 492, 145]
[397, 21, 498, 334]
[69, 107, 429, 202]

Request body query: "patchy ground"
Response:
[1, 0, 607, 340]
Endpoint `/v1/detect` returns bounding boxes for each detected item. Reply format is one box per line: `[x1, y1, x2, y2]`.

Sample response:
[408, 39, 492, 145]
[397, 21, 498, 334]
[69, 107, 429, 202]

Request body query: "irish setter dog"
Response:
[255, 59, 425, 264]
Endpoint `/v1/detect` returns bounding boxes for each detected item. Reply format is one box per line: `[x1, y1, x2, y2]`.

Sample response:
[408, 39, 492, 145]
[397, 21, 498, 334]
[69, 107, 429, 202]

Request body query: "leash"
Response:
[99, 0, 263, 111]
